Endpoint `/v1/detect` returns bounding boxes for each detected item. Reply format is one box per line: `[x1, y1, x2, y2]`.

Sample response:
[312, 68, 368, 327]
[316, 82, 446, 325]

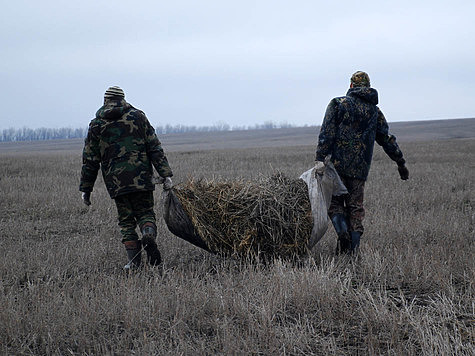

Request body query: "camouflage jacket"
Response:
[316, 87, 404, 180]
[79, 99, 173, 198]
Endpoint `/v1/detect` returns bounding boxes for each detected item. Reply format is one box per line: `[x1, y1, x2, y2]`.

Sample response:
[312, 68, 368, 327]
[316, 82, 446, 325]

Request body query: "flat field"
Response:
[0, 128, 474, 355]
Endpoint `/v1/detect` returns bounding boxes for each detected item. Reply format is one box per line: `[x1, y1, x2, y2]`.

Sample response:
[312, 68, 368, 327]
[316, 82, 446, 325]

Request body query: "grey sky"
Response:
[1, 0, 474, 129]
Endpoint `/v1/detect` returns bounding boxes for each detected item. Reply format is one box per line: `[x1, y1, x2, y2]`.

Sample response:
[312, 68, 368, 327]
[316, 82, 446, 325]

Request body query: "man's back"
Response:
[92, 100, 148, 165]
[80, 97, 169, 198]
[316, 86, 382, 180]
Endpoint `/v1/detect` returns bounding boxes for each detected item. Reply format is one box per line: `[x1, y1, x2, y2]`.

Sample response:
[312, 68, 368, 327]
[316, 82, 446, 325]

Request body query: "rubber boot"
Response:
[123, 240, 142, 271]
[331, 213, 351, 255]
[141, 223, 162, 266]
[350, 231, 361, 254]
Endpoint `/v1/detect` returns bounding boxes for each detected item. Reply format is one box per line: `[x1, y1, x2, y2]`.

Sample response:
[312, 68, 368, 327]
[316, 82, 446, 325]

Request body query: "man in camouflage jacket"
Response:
[80, 86, 173, 269]
[316, 71, 409, 254]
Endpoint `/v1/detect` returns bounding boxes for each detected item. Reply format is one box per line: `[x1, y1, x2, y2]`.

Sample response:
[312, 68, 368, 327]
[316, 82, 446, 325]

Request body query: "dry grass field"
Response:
[0, 128, 474, 355]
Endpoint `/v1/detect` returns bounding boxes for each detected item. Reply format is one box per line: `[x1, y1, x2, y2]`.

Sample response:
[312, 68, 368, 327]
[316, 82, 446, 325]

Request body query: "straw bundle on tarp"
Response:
[171, 173, 312, 260]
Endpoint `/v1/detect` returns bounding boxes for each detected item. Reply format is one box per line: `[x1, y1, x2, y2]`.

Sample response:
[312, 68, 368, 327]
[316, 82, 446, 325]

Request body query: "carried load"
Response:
[163, 159, 347, 260]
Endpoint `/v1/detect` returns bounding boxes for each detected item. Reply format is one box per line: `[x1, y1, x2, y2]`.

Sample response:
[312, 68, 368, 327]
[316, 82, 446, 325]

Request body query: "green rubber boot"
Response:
[123, 240, 142, 271]
[141, 223, 162, 266]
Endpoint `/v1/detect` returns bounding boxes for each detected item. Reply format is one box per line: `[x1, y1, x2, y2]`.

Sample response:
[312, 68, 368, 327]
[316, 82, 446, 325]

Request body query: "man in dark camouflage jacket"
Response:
[316, 71, 409, 254]
[80, 86, 173, 269]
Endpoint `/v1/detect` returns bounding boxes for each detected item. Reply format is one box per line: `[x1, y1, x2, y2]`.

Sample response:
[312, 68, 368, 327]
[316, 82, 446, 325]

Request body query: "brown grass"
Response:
[173, 174, 312, 259]
[0, 137, 473, 355]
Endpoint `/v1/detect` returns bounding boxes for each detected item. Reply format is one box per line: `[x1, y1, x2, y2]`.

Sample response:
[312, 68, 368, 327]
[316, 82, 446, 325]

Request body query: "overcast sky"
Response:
[1, 0, 474, 130]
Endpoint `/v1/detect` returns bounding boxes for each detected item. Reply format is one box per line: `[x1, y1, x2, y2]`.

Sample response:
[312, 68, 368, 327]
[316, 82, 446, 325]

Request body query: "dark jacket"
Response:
[316, 87, 404, 180]
[79, 99, 173, 198]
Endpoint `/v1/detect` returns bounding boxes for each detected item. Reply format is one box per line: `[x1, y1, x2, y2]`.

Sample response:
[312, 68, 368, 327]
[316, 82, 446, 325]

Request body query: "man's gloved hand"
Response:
[163, 177, 173, 191]
[398, 164, 409, 180]
[82, 192, 91, 206]
[314, 160, 326, 176]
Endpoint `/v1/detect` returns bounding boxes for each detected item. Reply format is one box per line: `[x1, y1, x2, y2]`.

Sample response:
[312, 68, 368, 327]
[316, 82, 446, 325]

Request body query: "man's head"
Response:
[350, 71, 370, 88]
[104, 86, 125, 100]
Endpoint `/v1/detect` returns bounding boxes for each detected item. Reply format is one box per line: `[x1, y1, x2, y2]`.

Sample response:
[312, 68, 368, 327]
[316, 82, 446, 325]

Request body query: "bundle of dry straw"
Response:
[172, 173, 313, 260]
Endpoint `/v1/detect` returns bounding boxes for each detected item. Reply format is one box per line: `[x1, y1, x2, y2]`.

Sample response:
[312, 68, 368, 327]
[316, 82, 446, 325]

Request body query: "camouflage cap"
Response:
[350, 71, 371, 87]
[104, 86, 125, 99]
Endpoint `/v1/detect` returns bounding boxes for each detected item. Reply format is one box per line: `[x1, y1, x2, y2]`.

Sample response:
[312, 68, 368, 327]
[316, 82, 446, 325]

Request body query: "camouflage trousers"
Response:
[328, 176, 365, 234]
[113, 190, 156, 243]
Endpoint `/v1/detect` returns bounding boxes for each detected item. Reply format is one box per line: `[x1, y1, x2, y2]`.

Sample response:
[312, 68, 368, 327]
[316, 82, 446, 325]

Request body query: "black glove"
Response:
[82, 192, 91, 206]
[398, 165, 409, 180]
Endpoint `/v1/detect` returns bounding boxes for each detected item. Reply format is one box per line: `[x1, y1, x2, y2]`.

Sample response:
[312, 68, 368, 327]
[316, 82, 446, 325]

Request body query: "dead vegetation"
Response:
[173, 173, 312, 259]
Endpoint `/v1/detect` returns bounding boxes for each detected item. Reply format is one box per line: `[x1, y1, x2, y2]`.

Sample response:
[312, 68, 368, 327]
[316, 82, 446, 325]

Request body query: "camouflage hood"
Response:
[95, 99, 131, 121]
[346, 87, 378, 105]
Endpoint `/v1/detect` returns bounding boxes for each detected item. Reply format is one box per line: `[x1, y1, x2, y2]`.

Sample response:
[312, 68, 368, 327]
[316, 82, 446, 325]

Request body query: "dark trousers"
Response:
[114, 191, 156, 243]
[328, 176, 365, 234]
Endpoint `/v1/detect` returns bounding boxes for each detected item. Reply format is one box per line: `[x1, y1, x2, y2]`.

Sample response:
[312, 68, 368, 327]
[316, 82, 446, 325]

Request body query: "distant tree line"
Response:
[0, 121, 301, 142]
[154, 121, 298, 134]
[0, 127, 88, 142]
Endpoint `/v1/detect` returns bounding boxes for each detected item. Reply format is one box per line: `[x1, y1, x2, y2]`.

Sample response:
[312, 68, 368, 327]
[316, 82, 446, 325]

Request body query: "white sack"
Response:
[300, 159, 347, 249]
